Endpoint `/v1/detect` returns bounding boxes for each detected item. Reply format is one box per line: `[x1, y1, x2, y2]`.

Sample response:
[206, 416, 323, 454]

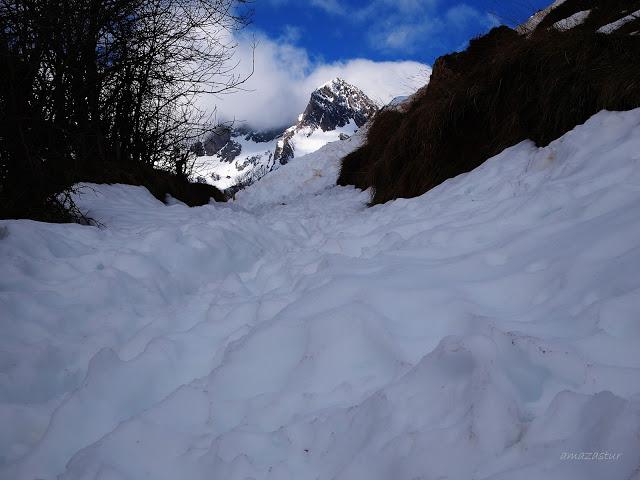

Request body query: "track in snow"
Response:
[1, 111, 640, 480]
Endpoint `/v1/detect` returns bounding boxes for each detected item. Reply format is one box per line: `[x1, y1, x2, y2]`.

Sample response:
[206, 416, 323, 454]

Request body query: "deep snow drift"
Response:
[1, 110, 640, 480]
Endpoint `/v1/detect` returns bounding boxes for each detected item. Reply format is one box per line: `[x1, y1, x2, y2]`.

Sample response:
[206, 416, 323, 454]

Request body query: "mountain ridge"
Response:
[194, 78, 378, 191]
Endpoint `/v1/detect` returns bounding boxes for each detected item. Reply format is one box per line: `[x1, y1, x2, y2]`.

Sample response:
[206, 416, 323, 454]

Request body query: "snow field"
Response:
[196, 134, 280, 191]
[1, 109, 640, 479]
[285, 120, 360, 158]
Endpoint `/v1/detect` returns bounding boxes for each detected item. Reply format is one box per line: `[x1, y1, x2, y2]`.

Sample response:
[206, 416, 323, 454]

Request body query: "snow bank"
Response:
[1, 109, 640, 480]
[553, 10, 591, 31]
[597, 9, 640, 34]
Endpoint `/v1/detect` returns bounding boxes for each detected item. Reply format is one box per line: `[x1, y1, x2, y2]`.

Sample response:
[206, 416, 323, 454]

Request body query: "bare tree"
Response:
[0, 0, 252, 220]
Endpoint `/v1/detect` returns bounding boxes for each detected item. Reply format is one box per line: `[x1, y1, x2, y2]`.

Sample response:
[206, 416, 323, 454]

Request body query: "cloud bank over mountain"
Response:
[201, 32, 430, 130]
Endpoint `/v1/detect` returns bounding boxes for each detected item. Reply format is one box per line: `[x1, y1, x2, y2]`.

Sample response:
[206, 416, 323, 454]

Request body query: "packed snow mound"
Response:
[2, 109, 640, 480]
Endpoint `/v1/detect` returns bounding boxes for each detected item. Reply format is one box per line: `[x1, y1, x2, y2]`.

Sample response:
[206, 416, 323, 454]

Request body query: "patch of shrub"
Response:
[0, 0, 246, 221]
[337, 109, 405, 190]
[86, 163, 227, 207]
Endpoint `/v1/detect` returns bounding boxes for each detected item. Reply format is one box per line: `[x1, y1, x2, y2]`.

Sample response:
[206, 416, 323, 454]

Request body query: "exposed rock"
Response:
[298, 78, 378, 131]
[203, 126, 232, 156]
[216, 140, 242, 163]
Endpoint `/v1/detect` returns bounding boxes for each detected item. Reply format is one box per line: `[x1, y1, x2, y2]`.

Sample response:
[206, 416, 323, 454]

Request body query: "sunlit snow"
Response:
[1, 109, 640, 480]
[553, 10, 591, 31]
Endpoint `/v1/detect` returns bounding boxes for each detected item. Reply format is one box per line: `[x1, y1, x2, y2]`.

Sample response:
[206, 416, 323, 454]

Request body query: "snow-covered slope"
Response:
[196, 78, 377, 191]
[2, 109, 640, 480]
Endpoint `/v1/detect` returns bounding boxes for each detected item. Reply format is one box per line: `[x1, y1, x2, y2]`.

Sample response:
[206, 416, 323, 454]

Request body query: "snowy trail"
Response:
[2, 110, 640, 479]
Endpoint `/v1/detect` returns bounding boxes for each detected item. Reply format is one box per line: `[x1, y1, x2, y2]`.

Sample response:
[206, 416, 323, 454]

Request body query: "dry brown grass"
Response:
[338, 24, 640, 205]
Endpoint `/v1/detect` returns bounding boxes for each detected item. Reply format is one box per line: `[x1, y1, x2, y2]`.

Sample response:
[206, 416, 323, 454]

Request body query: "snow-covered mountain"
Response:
[194, 78, 378, 191]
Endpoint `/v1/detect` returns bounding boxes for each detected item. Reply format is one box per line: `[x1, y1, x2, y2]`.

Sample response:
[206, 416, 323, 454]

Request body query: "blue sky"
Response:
[250, 0, 551, 64]
[210, 0, 553, 129]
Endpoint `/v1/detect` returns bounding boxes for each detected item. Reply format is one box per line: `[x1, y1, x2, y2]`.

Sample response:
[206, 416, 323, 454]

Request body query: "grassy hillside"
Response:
[338, 1, 640, 204]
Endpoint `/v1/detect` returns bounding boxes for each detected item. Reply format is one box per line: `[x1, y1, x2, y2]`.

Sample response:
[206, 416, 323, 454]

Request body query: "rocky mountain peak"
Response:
[298, 78, 378, 132]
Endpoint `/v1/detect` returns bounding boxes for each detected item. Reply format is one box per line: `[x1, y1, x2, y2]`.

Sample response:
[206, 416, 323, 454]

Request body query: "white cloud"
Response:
[310, 0, 345, 15]
[355, 0, 439, 20]
[366, 3, 499, 52]
[266, 0, 346, 14]
[279, 25, 303, 44]
[368, 17, 442, 53]
[446, 4, 501, 29]
[305, 58, 431, 106]
[201, 32, 430, 130]
[260, 2, 500, 55]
